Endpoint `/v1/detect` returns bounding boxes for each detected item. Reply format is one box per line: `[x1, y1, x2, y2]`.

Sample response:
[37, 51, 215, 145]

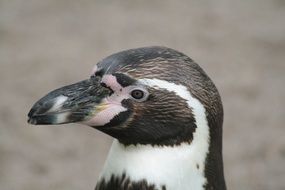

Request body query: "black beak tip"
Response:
[27, 117, 37, 125]
[27, 98, 60, 125]
[27, 106, 50, 125]
[27, 107, 39, 125]
[27, 114, 59, 125]
[28, 107, 35, 118]
[27, 106, 71, 125]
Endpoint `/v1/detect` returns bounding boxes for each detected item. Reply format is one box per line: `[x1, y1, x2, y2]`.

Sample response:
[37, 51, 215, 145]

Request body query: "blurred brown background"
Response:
[0, 0, 284, 189]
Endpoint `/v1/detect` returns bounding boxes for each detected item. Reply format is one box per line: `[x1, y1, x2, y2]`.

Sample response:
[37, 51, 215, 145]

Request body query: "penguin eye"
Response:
[130, 89, 145, 100]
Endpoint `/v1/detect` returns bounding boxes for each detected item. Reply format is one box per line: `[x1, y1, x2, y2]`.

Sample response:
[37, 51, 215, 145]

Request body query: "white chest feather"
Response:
[100, 140, 206, 190]
[98, 79, 210, 190]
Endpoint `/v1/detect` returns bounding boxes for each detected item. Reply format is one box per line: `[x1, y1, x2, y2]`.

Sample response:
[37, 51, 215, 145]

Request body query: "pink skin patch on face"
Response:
[101, 74, 124, 92]
[82, 72, 138, 127]
[103, 74, 136, 104]
[83, 101, 127, 127]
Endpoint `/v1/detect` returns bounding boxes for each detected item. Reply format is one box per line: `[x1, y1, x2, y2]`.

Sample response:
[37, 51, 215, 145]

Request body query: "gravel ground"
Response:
[0, 0, 284, 190]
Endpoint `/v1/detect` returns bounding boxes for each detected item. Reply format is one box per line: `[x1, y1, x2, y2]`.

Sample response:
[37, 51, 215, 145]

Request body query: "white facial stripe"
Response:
[99, 78, 210, 190]
[140, 78, 210, 171]
[48, 95, 68, 112]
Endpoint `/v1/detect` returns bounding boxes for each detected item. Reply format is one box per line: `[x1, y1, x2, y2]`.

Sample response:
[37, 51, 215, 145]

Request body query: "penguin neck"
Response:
[95, 78, 226, 190]
[96, 140, 210, 190]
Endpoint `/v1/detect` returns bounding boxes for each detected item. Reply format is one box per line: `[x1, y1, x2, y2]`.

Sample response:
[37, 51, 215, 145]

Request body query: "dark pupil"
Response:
[131, 90, 144, 99]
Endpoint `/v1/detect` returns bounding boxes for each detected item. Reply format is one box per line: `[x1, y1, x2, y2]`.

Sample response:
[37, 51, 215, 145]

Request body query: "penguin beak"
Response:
[28, 77, 110, 125]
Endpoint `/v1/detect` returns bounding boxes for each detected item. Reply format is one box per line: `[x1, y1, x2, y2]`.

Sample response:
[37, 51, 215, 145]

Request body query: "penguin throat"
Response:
[96, 140, 209, 190]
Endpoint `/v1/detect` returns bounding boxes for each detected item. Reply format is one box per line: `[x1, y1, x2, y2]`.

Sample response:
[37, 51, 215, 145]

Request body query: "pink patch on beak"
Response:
[82, 74, 131, 127]
[83, 102, 127, 127]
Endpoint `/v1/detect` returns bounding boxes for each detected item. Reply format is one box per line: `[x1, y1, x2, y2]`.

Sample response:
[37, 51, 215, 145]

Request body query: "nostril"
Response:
[100, 82, 108, 88]
[100, 82, 114, 96]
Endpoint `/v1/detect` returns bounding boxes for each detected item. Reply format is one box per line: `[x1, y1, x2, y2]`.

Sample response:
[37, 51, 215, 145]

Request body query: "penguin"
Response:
[28, 46, 226, 190]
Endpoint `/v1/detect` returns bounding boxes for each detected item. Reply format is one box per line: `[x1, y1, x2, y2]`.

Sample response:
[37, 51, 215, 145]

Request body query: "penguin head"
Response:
[28, 46, 222, 146]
